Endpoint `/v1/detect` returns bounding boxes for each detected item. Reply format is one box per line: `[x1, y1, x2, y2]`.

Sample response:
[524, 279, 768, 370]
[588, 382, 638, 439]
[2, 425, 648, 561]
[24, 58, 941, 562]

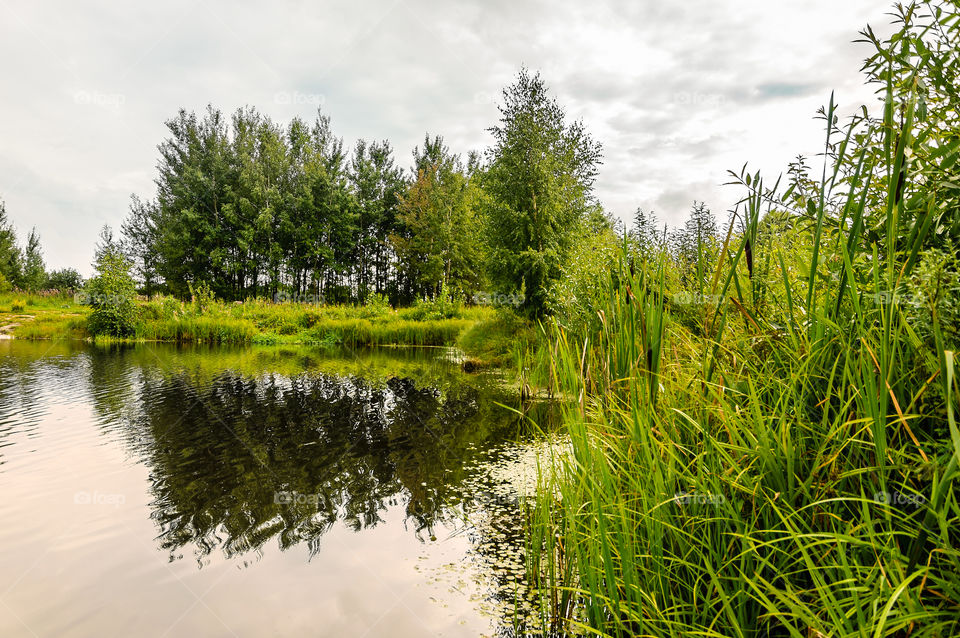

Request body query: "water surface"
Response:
[0, 340, 553, 637]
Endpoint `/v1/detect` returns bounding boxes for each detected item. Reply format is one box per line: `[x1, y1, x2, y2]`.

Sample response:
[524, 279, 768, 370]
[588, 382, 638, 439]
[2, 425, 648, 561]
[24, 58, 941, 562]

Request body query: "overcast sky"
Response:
[1, 0, 894, 274]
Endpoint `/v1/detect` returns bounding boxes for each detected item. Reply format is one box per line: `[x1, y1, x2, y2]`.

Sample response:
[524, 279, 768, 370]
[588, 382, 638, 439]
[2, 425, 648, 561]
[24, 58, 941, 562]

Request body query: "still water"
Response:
[0, 340, 556, 637]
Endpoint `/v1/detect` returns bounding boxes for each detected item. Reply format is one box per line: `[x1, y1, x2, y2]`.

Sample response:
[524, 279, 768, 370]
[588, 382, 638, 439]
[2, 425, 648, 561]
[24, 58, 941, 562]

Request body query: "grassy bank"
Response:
[0, 291, 504, 349]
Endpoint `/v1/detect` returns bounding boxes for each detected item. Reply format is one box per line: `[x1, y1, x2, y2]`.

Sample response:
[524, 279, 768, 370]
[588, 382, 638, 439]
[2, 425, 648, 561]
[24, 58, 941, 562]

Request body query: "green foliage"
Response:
[403, 282, 464, 320]
[523, 4, 960, 635]
[350, 138, 406, 302]
[670, 200, 719, 289]
[483, 69, 603, 318]
[854, 1, 960, 252]
[126, 107, 355, 302]
[549, 218, 621, 334]
[85, 226, 138, 337]
[5, 286, 493, 347]
[20, 228, 46, 291]
[45, 268, 83, 290]
[631, 207, 662, 258]
[360, 292, 391, 318]
[457, 308, 534, 367]
[189, 280, 216, 315]
[0, 198, 23, 287]
[391, 135, 486, 301]
[903, 240, 960, 348]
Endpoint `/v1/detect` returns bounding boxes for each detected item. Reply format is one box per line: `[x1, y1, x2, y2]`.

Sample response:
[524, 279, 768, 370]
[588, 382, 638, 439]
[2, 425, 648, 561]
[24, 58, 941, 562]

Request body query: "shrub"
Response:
[189, 281, 216, 315]
[360, 292, 391, 318]
[85, 228, 138, 337]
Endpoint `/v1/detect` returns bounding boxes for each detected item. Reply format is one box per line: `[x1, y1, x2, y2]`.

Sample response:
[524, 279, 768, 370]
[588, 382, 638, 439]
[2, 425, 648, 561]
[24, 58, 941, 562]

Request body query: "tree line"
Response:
[3, 68, 728, 320]
[0, 200, 82, 293]
[114, 70, 603, 317]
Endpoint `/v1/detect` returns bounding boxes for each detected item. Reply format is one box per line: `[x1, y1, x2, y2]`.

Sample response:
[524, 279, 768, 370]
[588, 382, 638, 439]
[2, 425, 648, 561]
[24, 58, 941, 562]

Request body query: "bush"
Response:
[190, 281, 216, 315]
[85, 230, 138, 337]
[360, 292, 391, 318]
[403, 284, 464, 321]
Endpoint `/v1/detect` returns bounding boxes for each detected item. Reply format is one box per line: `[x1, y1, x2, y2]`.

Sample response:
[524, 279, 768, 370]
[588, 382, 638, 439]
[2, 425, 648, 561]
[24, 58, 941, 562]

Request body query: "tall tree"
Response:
[632, 207, 662, 258]
[0, 198, 22, 289]
[121, 196, 159, 294]
[349, 139, 405, 301]
[285, 112, 355, 301]
[21, 227, 46, 291]
[483, 69, 602, 317]
[391, 135, 485, 302]
[151, 106, 233, 298]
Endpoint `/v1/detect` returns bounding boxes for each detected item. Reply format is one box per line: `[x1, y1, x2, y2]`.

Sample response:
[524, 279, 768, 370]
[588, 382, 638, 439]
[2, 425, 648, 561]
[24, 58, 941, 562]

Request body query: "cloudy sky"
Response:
[1, 0, 894, 274]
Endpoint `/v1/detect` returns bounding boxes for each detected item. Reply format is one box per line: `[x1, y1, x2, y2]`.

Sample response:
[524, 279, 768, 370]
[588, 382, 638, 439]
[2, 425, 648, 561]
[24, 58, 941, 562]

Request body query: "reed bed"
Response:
[523, 8, 960, 635]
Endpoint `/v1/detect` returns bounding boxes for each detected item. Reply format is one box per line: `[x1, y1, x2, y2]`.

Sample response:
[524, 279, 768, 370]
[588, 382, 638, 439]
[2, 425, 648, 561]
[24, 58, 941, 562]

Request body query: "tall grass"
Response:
[524, 10, 960, 637]
[4, 291, 495, 347]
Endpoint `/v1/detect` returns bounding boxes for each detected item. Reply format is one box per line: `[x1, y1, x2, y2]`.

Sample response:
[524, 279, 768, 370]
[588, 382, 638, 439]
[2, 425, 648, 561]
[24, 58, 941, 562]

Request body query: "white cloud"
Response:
[0, 0, 895, 272]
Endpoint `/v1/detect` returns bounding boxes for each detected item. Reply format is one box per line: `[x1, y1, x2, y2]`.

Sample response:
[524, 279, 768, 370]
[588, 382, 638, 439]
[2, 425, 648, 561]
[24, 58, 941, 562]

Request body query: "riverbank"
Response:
[0, 292, 531, 365]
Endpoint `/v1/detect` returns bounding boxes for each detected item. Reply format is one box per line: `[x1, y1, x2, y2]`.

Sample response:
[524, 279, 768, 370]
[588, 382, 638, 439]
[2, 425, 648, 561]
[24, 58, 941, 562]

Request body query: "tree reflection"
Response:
[123, 366, 536, 562]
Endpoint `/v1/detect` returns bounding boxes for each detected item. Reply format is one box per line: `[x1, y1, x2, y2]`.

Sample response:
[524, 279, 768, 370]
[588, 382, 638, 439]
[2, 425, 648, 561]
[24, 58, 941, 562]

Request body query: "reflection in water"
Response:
[133, 370, 526, 562]
[0, 340, 558, 636]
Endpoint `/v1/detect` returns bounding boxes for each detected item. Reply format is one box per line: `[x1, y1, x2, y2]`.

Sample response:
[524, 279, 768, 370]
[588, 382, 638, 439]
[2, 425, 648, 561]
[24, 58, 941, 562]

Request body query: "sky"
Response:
[0, 0, 896, 274]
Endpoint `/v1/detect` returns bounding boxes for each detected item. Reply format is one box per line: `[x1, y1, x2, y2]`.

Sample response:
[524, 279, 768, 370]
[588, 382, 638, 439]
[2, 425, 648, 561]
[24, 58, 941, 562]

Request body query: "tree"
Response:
[284, 113, 355, 301]
[0, 198, 22, 288]
[349, 139, 405, 301]
[671, 201, 718, 288]
[632, 207, 662, 258]
[391, 135, 485, 302]
[21, 227, 46, 291]
[121, 196, 159, 295]
[483, 69, 602, 317]
[46, 268, 83, 290]
[854, 3, 960, 253]
[151, 106, 233, 298]
[85, 226, 138, 336]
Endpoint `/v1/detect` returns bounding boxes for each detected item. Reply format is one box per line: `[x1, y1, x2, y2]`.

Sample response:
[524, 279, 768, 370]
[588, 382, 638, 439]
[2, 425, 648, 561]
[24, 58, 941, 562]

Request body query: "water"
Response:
[0, 340, 556, 637]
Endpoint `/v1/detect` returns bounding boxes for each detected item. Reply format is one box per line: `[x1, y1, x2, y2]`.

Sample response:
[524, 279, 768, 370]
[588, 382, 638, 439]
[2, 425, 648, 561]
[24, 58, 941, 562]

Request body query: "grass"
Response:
[1, 290, 503, 349]
[457, 307, 537, 367]
[0, 291, 87, 339]
[520, 16, 960, 637]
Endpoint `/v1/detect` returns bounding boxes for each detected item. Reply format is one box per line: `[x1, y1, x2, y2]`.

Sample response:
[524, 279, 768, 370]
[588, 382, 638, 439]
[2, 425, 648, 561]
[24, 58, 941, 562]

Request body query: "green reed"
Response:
[524, 9, 960, 636]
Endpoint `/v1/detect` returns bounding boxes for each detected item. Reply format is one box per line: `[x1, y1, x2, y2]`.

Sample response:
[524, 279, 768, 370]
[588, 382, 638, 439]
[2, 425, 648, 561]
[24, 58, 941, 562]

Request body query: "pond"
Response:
[0, 340, 559, 637]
